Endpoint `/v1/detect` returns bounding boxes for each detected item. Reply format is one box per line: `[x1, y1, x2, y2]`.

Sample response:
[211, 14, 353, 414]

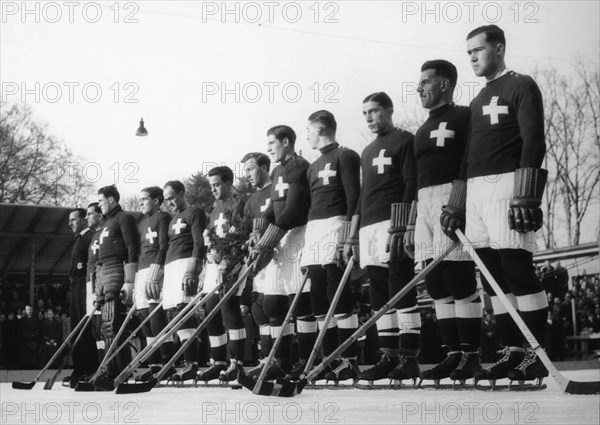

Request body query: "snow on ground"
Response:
[1, 369, 599, 425]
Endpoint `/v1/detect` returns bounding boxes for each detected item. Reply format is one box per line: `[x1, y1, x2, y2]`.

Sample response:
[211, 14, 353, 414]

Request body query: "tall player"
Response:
[93, 185, 138, 390]
[441, 25, 548, 386]
[240, 152, 273, 379]
[344, 93, 420, 384]
[162, 180, 207, 382]
[250, 125, 313, 381]
[196, 166, 247, 383]
[413, 60, 482, 386]
[133, 186, 175, 381]
[300, 110, 361, 382]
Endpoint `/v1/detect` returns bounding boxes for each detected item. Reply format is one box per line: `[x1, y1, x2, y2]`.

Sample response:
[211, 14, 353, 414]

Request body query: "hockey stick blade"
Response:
[564, 380, 600, 395]
[115, 378, 158, 394]
[237, 369, 298, 397]
[74, 381, 96, 392]
[11, 381, 36, 390]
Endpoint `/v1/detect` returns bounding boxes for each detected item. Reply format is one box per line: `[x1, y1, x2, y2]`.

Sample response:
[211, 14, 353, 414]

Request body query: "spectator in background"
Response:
[41, 308, 63, 367]
[20, 305, 40, 369]
[7, 291, 24, 315]
[2, 311, 21, 369]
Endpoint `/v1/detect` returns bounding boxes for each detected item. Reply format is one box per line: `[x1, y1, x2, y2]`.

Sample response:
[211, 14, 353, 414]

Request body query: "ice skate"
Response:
[387, 355, 420, 387]
[450, 351, 481, 387]
[219, 359, 244, 384]
[194, 360, 227, 385]
[507, 349, 548, 389]
[167, 361, 198, 386]
[324, 358, 359, 386]
[475, 346, 525, 389]
[357, 353, 399, 388]
[419, 350, 461, 388]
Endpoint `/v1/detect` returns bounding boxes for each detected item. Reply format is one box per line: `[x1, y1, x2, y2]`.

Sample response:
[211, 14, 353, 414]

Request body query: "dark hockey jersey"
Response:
[463, 71, 545, 179]
[358, 128, 417, 228]
[165, 206, 207, 264]
[70, 227, 93, 283]
[243, 184, 272, 220]
[414, 103, 470, 190]
[307, 142, 360, 221]
[86, 227, 101, 281]
[138, 210, 171, 269]
[208, 196, 245, 238]
[97, 205, 139, 265]
[261, 153, 310, 231]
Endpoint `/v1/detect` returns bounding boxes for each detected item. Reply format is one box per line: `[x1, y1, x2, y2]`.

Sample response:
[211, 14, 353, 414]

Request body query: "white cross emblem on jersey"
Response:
[372, 149, 392, 174]
[215, 213, 227, 238]
[482, 96, 508, 125]
[99, 227, 109, 244]
[172, 218, 187, 235]
[91, 239, 99, 255]
[146, 227, 158, 244]
[275, 176, 289, 198]
[318, 163, 337, 185]
[430, 122, 455, 147]
[260, 198, 271, 212]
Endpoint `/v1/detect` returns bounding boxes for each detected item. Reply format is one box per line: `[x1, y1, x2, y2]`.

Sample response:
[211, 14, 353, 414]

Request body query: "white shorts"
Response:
[264, 225, 310, 296]
[465, 172, 538, 253]
[163, 258, 193, 310]
[252, 265, 268, 293]
[300, 215, 344, 267]
[85, 281, 100, 316]
[359, 220, 390, 268]
[415, 183, 471, 262]
[201, 262, 245, 296]
[134, 267, 152, 310]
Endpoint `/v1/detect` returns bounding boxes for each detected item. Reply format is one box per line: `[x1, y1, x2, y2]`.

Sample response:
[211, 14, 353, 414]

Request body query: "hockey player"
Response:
[441, 25, 548, 386]
[133, 186, 175, 381]
[250, 125, 313, 381]
[240, 152, 273, 379]
[162, 180, 207, 382]
[343, 92, 421, 385]
[196, 166, 247, 383]
[413, 60, 482, 386]
[93, 185, 138, 390]
[300, 110, 361, 382]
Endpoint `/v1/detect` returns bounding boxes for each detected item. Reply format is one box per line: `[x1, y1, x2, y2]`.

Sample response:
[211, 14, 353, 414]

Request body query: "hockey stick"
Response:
[456, 229, 600, 395]
[300, 257, 355, 382]
[116, 264, 253, 394]
[293, 241, 460, 395]
[44, 311, 97, 390]
[12, 312, 92, 390]
[74, 304, 138, 391]
[246, 271, 310, 396]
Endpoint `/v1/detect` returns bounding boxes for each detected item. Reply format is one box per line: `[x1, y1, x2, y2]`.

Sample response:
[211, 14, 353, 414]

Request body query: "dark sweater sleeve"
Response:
[458, 121, 471, 181]
[261, 196, 276, 224]
[191, 209, 207, 260]
[400, 136, 418, 203]
[155, 213, 171, 266]
[274, 167, 309, 230]
[518, 79, 546, 168]
[121, 214, 139, 263]
[340, 149, 361, 220]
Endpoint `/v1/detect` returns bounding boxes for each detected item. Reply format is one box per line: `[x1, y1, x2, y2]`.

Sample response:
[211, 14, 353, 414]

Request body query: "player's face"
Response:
[418, 69, 444, 109]
[363, 101, 393, 135]
[68, 211, 86, 233]
[86, 207, 102, 228]
[243, 158, 263, 189]
[209, 175, 232, 201]
[306, 121, 321, 149]
[139, 191, 159, 215]
[467, 33, 501, 78]
[98, 194, 114, 215]
[267, 134, 286, 163]
[163, 185, 185, 213]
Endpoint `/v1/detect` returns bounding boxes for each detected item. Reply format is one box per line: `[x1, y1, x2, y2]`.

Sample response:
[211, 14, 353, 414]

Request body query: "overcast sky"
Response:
[1, 0, 599, 205]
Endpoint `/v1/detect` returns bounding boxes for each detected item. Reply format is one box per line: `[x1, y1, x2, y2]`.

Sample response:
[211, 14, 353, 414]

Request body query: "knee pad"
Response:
[434, 295, 455, 320]
[367, 266, 389, 310]
[263, 294, 288, 319]
[138, 308, 153, 337]
[425, 262, 451, 300]
[499, 249, 543, 296]
[222, 296, 244, 329]
[324, 264, 354, 315]
[101, 300, 124, 339]
[309, 276, 329, 317]
[475, 248, 510, 295]
[293, 292, 314, 318]
[252, 294, 269, 327]
[443, 261, 477, 300]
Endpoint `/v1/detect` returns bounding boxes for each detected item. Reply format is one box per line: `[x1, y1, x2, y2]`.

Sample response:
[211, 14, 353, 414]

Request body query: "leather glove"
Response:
[440, 180, 467, 242]
[508, 168, 548, 233]
[342, 215, 360, 266]
[145, 263, 163, 300]
[386, 203, 411, 262]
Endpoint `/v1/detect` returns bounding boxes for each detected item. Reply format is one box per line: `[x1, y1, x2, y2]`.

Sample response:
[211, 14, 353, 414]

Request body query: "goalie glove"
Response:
[145, 263, 163, 301]
[386, 203, 412, 262]
[342, 215, 360, 266]
[440, 180, 467, 242]
[508, 168, 548, 233]
[403, 201, 418, 260]
[250, 223, 287, 273]
[182, 257, 201, 296]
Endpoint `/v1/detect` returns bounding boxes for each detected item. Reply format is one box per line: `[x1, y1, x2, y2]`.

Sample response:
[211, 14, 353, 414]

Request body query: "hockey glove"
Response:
[245, 218, 269, 250]
[250, 224, 287, 273]
[120, 282, 134, 307]
[182, 257, 201, 296]
[508, 168, 548, 233]
[335, 220, 351, 268]
[342, 215, 360, 266]
[386, 203, 411, 262]
[403, 201, 418, 260]
[440, 180, 467, 242]
[145, 263, 163, 300]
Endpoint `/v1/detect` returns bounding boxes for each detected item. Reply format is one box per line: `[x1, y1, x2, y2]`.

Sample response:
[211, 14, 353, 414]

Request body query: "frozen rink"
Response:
[1, 369, 599, 425]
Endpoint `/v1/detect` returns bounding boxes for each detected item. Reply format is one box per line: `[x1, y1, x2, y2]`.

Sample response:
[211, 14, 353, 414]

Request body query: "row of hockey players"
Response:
[66, 24, 549, 390]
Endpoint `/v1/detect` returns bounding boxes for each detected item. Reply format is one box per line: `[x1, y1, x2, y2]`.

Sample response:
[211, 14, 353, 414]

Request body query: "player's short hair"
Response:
[71, 208, 86, 219]
[308, 110, 337, 135]
[208, 166, 234, 184]
[164, 180, 185, 194]
[467, 25, 505, 47]
[87, 202, 102, 214]
[363, 92, 393, 109]
[142, 186, 164, 204]
[97, 185, 120, 203]
[421, 60, 458, 87]
[241, 152, 271, 171]
[267, 125, 296, 146]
